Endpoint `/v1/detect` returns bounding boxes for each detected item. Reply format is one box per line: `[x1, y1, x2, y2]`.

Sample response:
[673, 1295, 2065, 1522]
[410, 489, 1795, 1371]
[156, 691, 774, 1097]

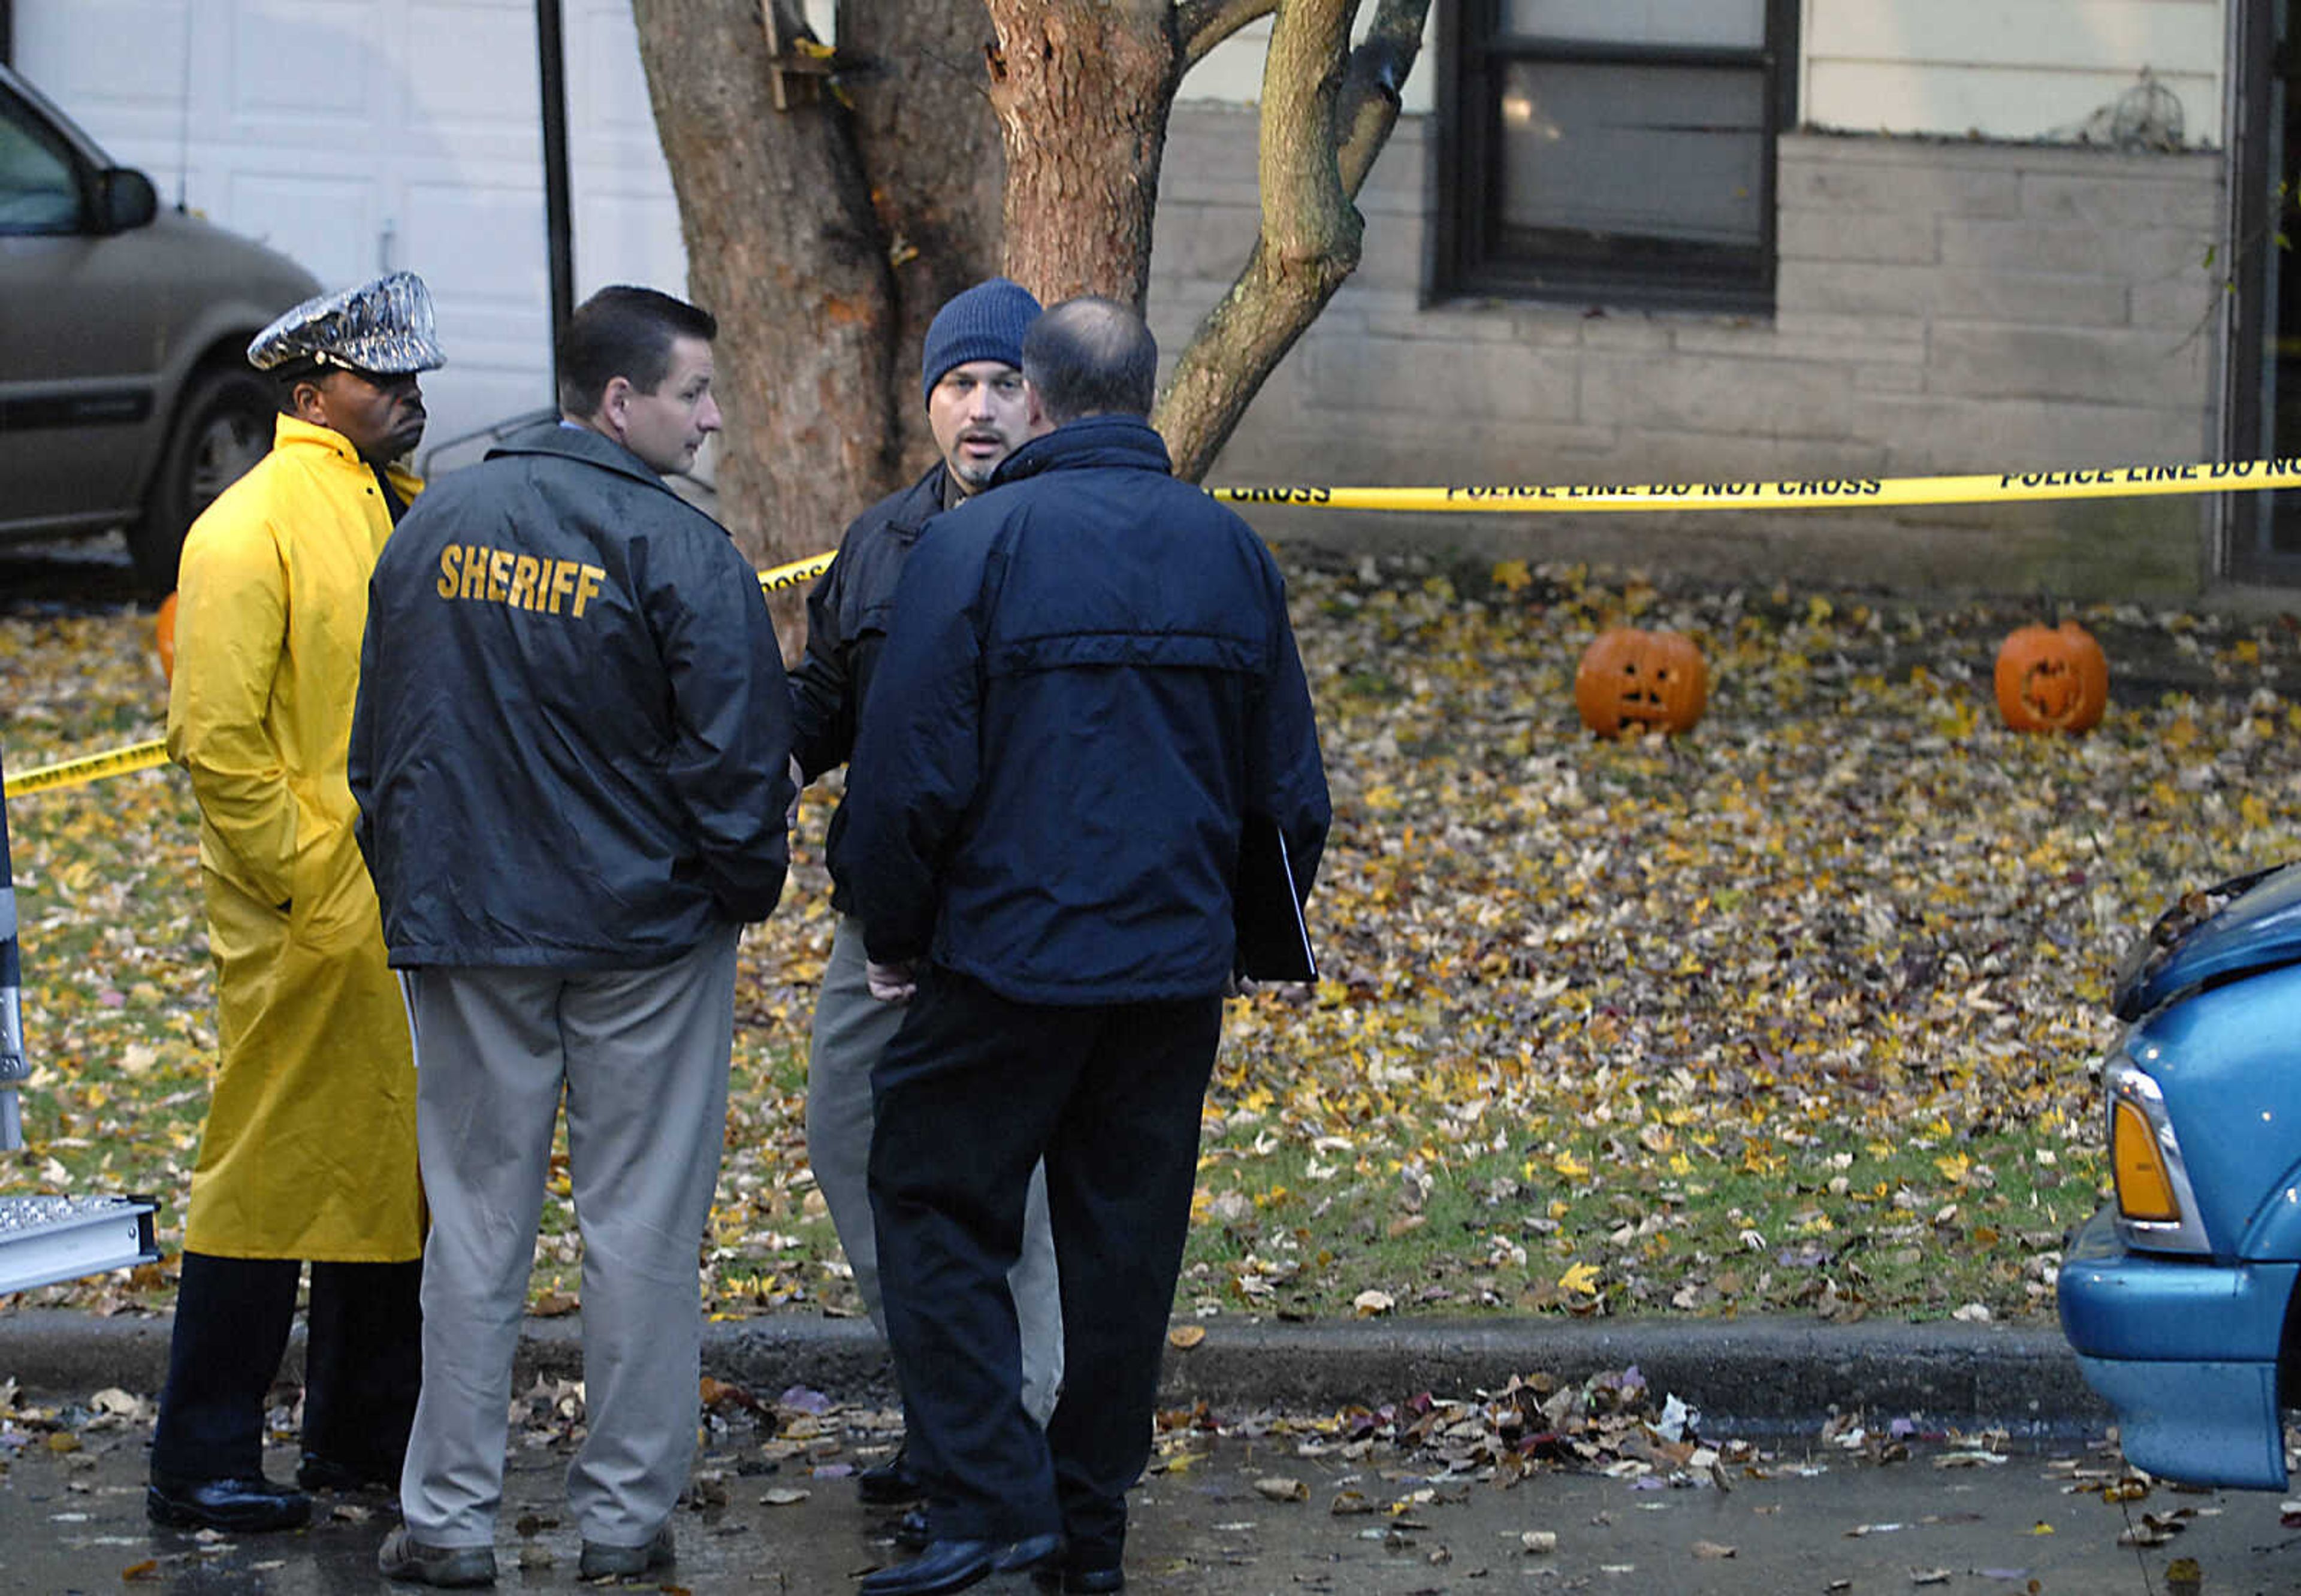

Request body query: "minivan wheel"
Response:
[130, 364, 276, 596]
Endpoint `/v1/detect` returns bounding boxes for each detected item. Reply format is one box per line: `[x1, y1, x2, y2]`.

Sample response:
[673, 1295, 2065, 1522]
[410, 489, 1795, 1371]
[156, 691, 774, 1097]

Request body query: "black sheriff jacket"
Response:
[844, 415, 1331, 1004]
[349, 421, 795, 969]
[787, 462, 950, 912]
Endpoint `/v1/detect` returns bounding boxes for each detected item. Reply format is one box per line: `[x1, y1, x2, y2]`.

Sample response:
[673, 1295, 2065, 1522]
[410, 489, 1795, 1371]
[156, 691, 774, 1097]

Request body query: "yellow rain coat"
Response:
[165, 414, 424, 1262]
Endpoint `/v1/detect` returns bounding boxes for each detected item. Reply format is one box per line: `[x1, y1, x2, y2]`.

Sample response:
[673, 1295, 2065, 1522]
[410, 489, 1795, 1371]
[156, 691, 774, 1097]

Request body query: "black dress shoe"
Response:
[1032, 1567, 1124, 1594]
[146, 1470, 312, 1532]
[857, 1447, 923, 1506]
[297, 1450, 400, 1493]
[992, 1533, 1065, 1574]
[891, 1507, 932, 1550]
[859, 1539, 999, 1596]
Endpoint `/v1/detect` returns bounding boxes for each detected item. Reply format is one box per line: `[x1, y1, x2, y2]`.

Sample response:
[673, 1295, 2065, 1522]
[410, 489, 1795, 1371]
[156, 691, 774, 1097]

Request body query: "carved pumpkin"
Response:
[1994, 621, 2108, 733]
[155, 591, 178, 685]
[1575, 628, 1708, 737]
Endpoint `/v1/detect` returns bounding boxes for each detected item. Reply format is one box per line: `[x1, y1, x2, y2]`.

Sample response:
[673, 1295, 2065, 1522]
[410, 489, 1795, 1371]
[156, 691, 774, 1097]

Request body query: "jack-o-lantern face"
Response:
[1575, 628, 1708, 737]
[1994, 622, 2108, 733]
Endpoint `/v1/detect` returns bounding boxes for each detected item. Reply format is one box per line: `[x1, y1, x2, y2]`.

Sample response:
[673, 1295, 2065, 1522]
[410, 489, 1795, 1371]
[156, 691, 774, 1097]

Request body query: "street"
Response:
[0, 1379, 2291, 1595]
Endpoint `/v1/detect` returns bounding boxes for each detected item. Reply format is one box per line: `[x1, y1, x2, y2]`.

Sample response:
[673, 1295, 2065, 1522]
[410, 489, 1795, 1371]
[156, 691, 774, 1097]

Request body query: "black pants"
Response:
[869, 967, 1221, 1562]
[149, 1250, 423, 1482]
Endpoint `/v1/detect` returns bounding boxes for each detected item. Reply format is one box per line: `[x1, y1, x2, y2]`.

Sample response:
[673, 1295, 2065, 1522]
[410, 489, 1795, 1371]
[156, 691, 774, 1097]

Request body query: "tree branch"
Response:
[1154, 0, 1430, 482]
[1336, 0, 1429, 194]
[1177, 0, 1280, 71]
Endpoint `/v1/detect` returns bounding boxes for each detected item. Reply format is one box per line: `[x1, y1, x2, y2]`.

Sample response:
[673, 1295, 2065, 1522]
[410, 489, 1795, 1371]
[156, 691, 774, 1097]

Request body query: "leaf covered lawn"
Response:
[5, 553, 2300, 1326]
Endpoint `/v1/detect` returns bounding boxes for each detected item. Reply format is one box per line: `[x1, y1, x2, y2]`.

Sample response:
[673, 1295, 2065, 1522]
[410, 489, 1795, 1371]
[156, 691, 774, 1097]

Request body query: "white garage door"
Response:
[13, 0, 690, 463]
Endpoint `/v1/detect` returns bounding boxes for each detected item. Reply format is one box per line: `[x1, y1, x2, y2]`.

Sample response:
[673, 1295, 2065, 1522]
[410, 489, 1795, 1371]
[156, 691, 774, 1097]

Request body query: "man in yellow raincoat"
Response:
[148, 272, 443, 1535]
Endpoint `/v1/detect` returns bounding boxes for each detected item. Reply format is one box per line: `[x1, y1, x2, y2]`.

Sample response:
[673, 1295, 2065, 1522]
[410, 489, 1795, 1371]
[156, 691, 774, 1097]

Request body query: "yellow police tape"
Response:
[1, 551, 844, 802]
[758, 550, 835, 593]
[3, 740, 172, 800]
[11, 457, 2301, 800]
[1209, 457, 2301, 513]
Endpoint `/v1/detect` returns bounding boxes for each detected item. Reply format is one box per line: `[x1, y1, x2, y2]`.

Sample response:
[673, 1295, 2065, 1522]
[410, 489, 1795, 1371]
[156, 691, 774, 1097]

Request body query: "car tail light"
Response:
[2104, 1054, 2209, 1255]
[2110, 1099, 2180, 1221]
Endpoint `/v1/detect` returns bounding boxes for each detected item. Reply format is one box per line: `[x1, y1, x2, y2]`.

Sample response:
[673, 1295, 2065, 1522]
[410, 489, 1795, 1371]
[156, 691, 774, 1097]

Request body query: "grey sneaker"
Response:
[377, 1525, 499, 1588]
[578, 1523, 675, 1580]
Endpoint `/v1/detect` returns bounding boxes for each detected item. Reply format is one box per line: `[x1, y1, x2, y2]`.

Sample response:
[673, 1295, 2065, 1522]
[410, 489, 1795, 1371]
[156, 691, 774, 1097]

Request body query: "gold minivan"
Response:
[0, 63, 318, 594]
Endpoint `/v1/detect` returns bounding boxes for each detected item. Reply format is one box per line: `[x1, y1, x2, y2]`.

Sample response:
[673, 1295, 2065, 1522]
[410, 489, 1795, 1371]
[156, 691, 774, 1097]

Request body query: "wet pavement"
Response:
[1, 1382, 2296, 1596]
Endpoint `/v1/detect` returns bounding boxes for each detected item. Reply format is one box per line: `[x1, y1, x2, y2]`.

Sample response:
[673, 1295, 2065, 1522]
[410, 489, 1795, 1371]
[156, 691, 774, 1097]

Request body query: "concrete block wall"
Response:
[1147, 107, 2228, 597]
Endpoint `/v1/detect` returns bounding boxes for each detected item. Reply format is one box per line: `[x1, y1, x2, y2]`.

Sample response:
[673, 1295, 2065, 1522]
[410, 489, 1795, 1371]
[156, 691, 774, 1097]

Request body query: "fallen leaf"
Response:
[1254, 1476, 1309, 1503]
[1167, 1325, 1206, 1350]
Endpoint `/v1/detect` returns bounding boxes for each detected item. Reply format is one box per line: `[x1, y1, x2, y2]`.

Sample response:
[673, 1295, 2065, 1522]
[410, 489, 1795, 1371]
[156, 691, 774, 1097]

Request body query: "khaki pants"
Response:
[396, 929, 738, 1550]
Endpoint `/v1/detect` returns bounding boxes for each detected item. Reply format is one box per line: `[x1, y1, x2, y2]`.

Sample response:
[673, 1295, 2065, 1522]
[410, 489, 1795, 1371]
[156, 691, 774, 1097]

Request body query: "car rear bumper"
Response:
[2057, 1206, 2295, 1489]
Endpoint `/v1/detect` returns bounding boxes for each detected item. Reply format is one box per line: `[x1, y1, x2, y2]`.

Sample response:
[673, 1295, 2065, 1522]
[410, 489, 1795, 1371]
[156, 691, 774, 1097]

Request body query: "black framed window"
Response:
[1438, 0, 1798, 312]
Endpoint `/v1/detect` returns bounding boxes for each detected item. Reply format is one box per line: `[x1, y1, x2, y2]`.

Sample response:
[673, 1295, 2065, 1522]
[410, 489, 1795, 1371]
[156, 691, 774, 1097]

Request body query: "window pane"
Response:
[1497, 62, 1764, 250]
[1502, 0, 1765, 50]
[0, 101, 81, 234]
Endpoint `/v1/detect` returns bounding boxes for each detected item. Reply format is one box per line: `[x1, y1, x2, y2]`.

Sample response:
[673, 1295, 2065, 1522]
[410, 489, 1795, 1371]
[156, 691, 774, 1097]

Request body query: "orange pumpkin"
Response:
[1575, 628, 1708, 737]
[1994, 621, 2108, 733]
[155, 591, 178, 685]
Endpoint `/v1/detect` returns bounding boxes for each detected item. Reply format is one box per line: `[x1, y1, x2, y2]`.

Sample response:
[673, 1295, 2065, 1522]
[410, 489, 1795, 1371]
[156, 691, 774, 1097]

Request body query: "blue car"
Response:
[2059, 862, 2301, 1488]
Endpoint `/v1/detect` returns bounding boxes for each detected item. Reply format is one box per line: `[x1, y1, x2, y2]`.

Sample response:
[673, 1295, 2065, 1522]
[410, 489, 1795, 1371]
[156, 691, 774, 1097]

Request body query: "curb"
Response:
[0, 1307, 2106, 1434]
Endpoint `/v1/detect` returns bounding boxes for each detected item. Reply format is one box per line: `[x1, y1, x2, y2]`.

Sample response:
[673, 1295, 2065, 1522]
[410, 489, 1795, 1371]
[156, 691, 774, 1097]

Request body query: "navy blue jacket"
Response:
[844, 415, 1330, 1005]
[787, 463, 949, 912]
[349, 422, 795, 969]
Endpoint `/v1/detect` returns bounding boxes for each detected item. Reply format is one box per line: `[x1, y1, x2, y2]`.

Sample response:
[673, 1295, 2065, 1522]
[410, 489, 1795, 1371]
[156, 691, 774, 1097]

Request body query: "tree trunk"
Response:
[632, 0, 1431, 580]
[982, 1, 1180, 306]
[1155, 0, 1429, 483]
[841, 1, 1009, 473]
[630, 0, 895, 645]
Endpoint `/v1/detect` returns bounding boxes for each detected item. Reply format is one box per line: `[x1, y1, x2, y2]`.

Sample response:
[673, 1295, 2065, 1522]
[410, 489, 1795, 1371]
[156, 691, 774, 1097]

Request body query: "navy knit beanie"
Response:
[920, 277, 1041, 404]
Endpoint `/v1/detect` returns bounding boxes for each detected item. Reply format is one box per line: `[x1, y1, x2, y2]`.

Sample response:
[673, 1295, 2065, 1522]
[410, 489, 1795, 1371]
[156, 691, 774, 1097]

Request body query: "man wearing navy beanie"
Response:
[787, 279, 1061, 1527]
[919, 277, 1041, 411]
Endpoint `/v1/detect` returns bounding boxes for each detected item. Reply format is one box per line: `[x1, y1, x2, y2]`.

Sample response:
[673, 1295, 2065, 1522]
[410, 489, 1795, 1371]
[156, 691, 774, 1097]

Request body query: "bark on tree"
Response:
[980, 1, 1180, 307]
[630, 0, 893, 602]
[838, 2, 1008, 467]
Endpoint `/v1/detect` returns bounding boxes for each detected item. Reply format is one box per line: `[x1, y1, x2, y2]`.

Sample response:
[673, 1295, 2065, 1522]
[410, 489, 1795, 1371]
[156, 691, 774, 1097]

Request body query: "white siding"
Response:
[1178, 2, 2227, 145]
[1805, 0, 2227, 147]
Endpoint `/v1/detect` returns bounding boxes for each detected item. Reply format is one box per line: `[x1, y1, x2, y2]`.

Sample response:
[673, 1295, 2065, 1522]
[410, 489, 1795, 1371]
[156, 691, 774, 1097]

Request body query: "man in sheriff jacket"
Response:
[787, 279, 1063, 1515]
[151, 271, 442, 1536]
[844, 297, 1331, 1596]
[349, 286, 794, 1588]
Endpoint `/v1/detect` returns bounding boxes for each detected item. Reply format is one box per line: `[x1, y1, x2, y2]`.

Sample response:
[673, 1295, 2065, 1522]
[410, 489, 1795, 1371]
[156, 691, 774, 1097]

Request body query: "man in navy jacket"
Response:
[787, 282, 1064, 1515]
[844, 297, 1330, 1596]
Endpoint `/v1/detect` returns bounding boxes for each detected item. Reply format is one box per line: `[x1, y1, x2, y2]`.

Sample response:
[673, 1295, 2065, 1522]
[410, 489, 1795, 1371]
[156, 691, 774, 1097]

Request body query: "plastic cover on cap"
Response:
[247, 270, 446, 375]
